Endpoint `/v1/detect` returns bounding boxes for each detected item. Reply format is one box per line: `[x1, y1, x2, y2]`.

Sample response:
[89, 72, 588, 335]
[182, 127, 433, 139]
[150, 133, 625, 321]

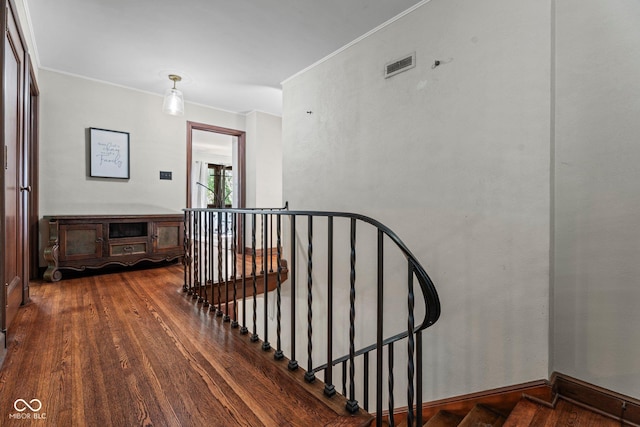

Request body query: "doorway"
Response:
[186, 122, 246, 286]
[186, 121, 245, 209]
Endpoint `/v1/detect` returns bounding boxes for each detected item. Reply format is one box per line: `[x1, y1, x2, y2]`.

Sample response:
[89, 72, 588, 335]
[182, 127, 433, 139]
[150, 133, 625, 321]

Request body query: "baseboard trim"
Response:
[552, 372, 640, 426]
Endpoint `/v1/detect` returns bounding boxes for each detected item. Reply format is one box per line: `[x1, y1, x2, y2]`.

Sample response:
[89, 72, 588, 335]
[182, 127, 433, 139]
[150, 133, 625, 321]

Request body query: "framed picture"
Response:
[89, 127, 130, 179]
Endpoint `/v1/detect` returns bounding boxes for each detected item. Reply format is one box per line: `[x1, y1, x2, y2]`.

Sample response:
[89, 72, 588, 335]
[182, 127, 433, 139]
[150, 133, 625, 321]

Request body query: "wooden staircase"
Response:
[385, 396, 626, 427]
[371, 372, 640, 426]
[206, 259, 288, 305]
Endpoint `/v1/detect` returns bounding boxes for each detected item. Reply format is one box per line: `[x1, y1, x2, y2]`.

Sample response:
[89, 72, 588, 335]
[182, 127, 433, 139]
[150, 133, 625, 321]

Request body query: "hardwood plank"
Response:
[457, 405, 506, 427]
[407, 380, 551, 422]
[542, 399, 620, 427]
[0, 265, 372, 426]
[502, 399, 550, 427]
[424, 410, 464, 426]
[552, 372, 640, 426]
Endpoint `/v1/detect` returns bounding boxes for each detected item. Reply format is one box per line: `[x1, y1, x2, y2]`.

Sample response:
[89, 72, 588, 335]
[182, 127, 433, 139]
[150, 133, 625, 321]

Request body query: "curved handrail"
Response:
[184, 207, 441, 335]
[184, 205, 441, 422]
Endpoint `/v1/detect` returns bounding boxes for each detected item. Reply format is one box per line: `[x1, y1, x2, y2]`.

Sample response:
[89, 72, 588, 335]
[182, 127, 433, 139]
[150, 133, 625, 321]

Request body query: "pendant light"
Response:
[162, 74, 184, 116]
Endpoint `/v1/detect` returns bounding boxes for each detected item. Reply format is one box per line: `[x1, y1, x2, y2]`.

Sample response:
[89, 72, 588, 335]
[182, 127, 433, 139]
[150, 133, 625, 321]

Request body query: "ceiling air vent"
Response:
[385, 52, 416, 78]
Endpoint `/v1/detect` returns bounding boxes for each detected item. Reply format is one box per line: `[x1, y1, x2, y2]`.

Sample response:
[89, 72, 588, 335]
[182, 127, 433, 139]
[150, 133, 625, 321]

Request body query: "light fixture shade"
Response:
[162, 87, 184, 116]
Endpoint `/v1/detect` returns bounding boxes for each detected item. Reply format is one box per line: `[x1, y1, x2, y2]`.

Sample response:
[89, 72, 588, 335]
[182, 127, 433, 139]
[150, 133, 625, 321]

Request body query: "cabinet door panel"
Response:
[60, 224, 103, 260]
[154, 221, 184, 252]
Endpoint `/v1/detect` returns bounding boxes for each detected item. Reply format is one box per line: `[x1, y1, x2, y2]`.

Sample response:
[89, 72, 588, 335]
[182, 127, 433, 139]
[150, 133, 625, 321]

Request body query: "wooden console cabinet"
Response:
[44, 214, 184, 281]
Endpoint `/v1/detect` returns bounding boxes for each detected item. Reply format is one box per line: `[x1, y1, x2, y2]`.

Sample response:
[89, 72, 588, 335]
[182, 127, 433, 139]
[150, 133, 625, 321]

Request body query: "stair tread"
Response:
[457, 404, 506, 427]
[540, 399, 620, 427]
[502, 397, 623, 427]
[424, 410, 464, 426]
[502, 399, 552, 427]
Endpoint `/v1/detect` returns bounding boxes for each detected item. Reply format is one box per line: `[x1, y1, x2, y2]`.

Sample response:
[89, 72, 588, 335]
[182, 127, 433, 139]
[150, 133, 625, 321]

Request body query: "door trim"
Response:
[186, 121, 246, 209]
[26, 55, 39, 281]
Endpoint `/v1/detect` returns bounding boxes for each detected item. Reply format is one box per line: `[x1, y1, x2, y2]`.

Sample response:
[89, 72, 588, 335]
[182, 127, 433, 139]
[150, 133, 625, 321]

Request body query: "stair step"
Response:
[424, 410, 464, 426]
[503, 397, 625, 426]
[457, 404, 506, 427]
[550, 399, 622, 426]
[502, 399, 552, 426]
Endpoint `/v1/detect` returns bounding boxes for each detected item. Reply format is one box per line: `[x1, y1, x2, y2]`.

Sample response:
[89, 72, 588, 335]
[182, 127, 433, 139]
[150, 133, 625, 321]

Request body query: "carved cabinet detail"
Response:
[44, 214, 184, 282]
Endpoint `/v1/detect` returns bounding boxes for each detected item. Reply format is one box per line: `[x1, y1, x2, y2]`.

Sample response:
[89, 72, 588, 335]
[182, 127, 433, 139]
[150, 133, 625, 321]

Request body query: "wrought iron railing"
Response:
[183, 206, 440, 426]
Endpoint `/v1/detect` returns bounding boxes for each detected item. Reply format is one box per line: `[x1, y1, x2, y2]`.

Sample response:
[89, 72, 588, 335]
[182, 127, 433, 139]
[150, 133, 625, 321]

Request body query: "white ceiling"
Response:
[25, 0, 424, 116]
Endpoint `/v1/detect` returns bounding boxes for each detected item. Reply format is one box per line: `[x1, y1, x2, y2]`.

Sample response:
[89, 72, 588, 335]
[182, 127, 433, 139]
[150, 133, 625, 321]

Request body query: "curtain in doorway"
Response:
[192, 161, 210, 241]
[192, 161, 209, 209]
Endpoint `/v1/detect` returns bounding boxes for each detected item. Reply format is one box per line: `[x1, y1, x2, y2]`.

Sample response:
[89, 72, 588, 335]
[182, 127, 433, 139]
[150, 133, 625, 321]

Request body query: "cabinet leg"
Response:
[43, 267, 62, 282]
[43, 244, 61, 282]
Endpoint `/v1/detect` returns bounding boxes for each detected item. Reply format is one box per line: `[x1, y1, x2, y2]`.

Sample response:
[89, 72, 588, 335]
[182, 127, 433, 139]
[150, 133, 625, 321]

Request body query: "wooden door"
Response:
[2, 0, 27, 344]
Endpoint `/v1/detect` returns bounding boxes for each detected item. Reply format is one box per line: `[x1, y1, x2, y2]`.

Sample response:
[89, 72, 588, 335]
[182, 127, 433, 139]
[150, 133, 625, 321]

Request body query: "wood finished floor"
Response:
[0, 265, 372, 427]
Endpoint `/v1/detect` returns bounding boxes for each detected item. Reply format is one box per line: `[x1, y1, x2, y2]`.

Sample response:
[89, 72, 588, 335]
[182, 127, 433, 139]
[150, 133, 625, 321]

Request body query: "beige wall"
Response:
[39, 69, 246, 215]
[553, 0, 640, 398]
[252, 111, 284, 208]
[283, 0, 552, 402]
[38, 70, 282, 262]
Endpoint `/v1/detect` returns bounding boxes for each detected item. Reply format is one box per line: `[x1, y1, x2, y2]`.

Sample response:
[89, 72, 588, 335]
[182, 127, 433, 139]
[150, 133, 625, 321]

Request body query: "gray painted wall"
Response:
[38, 70, 282, 265]
[283, 0, 551, 401]
[553, 0, 640, 398]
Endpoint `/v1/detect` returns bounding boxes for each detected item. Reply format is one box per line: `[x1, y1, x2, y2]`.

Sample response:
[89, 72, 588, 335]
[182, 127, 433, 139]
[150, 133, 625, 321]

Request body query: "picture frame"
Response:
[89, 127, 130, 179]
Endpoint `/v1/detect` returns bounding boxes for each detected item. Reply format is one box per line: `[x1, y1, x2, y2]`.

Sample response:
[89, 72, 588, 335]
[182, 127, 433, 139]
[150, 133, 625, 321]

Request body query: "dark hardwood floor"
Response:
[0, 265, 372, 426]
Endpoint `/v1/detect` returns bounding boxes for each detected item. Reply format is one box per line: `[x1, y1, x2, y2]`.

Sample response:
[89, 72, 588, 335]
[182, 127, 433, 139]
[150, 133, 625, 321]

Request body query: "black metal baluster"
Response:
[216, 211, 223, 316]
[251, 213, 259, 342]
[346, 218, 359, 413]
[288, 215, 298, 371]
[376, 230, 384, 427]
[262, 213, 271, 351]
[364, 352, 369, 411]
[192, 211, 200, 300]
[416, 330, 423, 427]
[274, 214, 284, 360]
[231, 213, 239, 328]
[224, 211, 231, 322]
[260, 215, 265, 275]
[269, 215, 273, 273]
[200, 211, 206, 302]
[304, 215, 315, 383]
[189, 211, 196, 296]
[207, 211, 215, 307]
[240, 213, 248, 335]
[324, 216, 335, 397]
[342, 361, 347, 396]
[388, 343, 395, 427]
[199, 211, 209, 306]
[183, 211, 189, 293]
[407, 263, 415, 427]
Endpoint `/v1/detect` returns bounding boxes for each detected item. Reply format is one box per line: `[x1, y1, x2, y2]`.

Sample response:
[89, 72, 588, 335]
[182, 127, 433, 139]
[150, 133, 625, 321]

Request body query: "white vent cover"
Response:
[384, 52, 416, 78]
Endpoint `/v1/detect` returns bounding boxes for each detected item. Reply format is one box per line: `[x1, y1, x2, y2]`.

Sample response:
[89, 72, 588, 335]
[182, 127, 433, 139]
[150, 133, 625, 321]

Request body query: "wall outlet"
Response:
[160, 171, 172, 180]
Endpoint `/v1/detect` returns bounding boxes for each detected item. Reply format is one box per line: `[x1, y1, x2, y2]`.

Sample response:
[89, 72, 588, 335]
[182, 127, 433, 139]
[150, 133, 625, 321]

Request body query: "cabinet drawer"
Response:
[109, 242, 147, 256]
